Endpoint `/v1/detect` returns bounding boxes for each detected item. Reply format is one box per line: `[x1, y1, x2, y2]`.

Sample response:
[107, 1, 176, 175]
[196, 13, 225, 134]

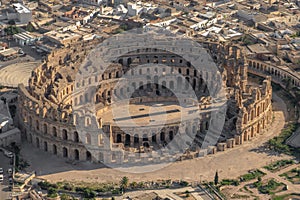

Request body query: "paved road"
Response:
[0, 151, 13, 200]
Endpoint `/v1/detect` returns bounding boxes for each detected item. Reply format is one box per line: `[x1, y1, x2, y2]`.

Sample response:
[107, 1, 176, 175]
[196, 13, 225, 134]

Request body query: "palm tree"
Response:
[120, 176, 129, 194]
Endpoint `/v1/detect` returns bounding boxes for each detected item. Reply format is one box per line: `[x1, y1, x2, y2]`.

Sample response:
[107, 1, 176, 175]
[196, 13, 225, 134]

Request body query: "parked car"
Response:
[0, 168, 3, 174]
[7, 168, 12, 174]
[4, 151, 13, 158]
[0, 174, 3, 182]
[9, 178, 13, 185]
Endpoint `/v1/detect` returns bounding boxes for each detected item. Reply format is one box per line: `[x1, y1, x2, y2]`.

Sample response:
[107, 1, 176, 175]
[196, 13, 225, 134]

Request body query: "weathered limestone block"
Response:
[217, 143, 227, 151]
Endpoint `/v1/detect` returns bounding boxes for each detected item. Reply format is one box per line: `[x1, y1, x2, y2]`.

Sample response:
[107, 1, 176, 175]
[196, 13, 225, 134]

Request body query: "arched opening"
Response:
[169, 131, 174, 140]
[86, 151, 92, 161]
[193, 79, 196, 90]
[127, 58, 132, 66]
[36, 120, 39, 131]
[160, 132, 165, 142]
[53, 144, 57, 155]
[152, 134, 156, 143]
[116, 134, 122, 143]
[63, 147, 68, 158]
[134, 134, 139, 145]
[62, 129, 68, 140]
[44, 141, 48, 152]
[185, 77, 190, 90]
[74, 131, 79, 142]
[43, 124, 47, 134]
[143, 142, 150, 148]
[143, 134, 148, 141]
[74, 149, 79, 160]
[125, 134, 130, 146]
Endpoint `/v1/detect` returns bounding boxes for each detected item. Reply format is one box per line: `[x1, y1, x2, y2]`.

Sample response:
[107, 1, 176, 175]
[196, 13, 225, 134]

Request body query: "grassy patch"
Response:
[267, 123, 299, 156]
[264, 160, 294, 172]
[254, 179, 286, 195]
[220, 179, 239, 186]
[240, 169, 266, 182]
[279, 168, 300, 184]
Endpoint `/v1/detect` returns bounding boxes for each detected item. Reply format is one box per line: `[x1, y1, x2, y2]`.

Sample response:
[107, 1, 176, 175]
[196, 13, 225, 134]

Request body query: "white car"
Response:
[4, 151, 13, 158]
[7, 168, 12, 174]
[0, 175, 3, 182]
[0, 168, 3, 174]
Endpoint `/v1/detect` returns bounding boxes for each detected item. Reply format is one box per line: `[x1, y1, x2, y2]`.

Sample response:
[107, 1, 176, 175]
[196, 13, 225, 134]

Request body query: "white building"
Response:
[10, 3, 32, 24]
[13, 32, 42, 46]
[0, 100, 21, 147]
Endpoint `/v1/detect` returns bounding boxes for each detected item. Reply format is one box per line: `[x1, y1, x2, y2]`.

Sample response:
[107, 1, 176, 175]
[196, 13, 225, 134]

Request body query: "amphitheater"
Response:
[17, 31, 274, 165]
[0, 62, 40, 87]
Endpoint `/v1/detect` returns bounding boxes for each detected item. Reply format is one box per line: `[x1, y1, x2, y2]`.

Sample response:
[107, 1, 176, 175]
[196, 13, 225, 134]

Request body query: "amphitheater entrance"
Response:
[86, 151, 92, 161]
[74, 149, 79, 160]
[125, 134, 130, 146]
[63, 147, 68, 158]
[152, 134, 157, 143]
[134, 134, 139, 145]
[44, 142, 48, 152]
[143, 142, 150, 148]
[53, 144, 57, 155]
[116, 134, 122, 143]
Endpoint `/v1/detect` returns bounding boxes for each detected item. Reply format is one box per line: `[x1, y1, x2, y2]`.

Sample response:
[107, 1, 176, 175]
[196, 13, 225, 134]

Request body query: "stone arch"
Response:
[152, 133, 156, 143]
[53, 126, 57, 137]
[169, 131, 174, 140]
[43, 123, 47, 134]
[44, 141, 48, 152]
[63, 147, 68, 158]
[116, 133, 122, 143]
[125, 134, 130, 146]
[36, 120, 39, 131]
[53, 144, 57, 155]
[74, 131, 79, 142]
[62, 129, 68, 140]
[74, 149, 79, 160]
[134, 134, 139, 145]
[160, 132, 165, 142]
[86, 151, 92, 161]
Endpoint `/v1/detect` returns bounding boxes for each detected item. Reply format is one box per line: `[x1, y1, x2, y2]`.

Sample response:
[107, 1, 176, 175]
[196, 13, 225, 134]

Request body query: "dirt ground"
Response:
[20, 92, 292, 184]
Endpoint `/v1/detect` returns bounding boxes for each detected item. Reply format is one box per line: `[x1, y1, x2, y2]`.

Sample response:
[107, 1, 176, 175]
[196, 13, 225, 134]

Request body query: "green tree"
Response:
[120, 176, 129, 193]
[4, 26, 20, 35]
[8, 20, 16, 25]
[214, 171, 219, 185]
[83, 188, 96, 198]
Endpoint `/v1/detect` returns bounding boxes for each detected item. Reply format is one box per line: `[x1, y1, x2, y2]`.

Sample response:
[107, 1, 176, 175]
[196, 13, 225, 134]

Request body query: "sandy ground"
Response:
[20, 92, 291, 184]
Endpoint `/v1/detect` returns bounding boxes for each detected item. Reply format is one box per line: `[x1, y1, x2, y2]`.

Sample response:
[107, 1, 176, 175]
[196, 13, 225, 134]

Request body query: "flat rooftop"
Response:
[12, 3, 31, 14]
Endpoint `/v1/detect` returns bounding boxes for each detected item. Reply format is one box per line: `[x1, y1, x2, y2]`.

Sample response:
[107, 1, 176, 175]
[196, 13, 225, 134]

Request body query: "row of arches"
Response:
[243, 99, 270, 125]
[33, 136, 92, 161]
[115, 131, 175, 147]
[77, 75, 207, 106]
[248, 60, 300, 87]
